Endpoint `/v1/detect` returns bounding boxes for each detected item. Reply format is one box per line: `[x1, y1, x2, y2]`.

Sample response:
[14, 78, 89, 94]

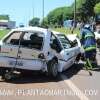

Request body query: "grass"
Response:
[0, 29, 10, 40]
[52, 27, 80, 36]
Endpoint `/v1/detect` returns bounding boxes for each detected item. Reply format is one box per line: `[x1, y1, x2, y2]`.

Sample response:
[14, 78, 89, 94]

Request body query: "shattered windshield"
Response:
[57, 34, 71, 49]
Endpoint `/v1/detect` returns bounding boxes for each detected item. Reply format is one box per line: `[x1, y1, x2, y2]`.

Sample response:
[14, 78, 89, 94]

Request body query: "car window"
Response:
[50, 33, 62, 53]
[4, 31, 23, 45]
[57, 34, 72, 49]
[21, 31, 44, 50]
[3, 31, 44, 50]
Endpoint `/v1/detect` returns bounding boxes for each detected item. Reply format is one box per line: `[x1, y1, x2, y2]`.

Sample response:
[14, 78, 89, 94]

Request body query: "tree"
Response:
[41, 17, 48, 28]
[29, 17, 40, 26]
[41, 0, 100, 27]
[71, 0, 86, 12]
[77, 0, 100, 22]
[0, 15, 9, 20]
[47, 7, 73, 27]
[94, 3, 100, 14]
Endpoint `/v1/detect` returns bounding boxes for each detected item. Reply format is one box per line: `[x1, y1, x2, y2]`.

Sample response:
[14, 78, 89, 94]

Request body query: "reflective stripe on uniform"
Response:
[84, 34, 94, 39]
[85, 46, 96, 51]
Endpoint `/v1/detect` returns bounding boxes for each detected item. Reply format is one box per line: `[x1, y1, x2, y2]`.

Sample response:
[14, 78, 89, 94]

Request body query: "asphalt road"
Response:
[0, 52, 100, 100]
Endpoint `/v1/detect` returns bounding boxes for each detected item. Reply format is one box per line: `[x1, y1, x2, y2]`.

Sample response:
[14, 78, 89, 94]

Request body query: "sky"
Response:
[0, 0, 74, 26]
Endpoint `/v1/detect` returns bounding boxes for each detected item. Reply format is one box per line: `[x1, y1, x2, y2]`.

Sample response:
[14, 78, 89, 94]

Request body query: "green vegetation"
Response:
[0, 30, 10, 40]
[52, 27, 80, 35]
[40, 0, 100, 27]
[29, 17, 40, 26]
[47, 7, 73, 27]
[94, 3, 100, 14]
[29, 0, 100, 29]
[0, 15, 9, 20]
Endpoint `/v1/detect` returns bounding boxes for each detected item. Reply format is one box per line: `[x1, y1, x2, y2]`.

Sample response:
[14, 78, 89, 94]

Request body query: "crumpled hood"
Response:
[95, 32, 100, 39]
[0, 40, 3, 45]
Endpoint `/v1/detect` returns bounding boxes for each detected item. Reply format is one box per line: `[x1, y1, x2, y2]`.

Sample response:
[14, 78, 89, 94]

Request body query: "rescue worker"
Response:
[80, 24, 96, 70]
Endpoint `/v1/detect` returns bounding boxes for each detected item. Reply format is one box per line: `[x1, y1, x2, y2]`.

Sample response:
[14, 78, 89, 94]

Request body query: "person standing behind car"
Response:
[80, 24, 96, 70]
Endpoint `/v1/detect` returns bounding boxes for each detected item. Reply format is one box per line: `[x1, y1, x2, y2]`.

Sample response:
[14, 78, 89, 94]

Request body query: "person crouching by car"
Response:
[80, 24, 97, 70]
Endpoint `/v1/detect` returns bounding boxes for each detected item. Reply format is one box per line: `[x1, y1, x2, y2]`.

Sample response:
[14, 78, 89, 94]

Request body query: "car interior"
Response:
[8, 31, 43, 50]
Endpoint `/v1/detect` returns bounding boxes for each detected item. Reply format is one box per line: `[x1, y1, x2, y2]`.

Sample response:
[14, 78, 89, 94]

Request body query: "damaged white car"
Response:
[95, 24, 100, 48]
[0, 27, 80, 80]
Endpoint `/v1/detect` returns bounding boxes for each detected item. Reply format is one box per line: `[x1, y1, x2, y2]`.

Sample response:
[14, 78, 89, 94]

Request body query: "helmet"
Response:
[84, 24, 91, 29]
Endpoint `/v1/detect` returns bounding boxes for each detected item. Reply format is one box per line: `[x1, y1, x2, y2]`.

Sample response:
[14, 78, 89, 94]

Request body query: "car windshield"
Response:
[56, 34, 71, 49]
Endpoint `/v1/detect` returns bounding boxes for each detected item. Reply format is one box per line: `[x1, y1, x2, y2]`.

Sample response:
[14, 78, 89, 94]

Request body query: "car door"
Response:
[17, 31, 45, 70]
[50, 33, 74, 71]
[56, 34, 76, 71]
[60, 43, 74, 70]
[0, 31, 22, 68]
[62, 39, 80, 70]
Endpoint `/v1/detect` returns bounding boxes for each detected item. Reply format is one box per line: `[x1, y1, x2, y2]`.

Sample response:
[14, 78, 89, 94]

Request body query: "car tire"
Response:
[4, 73, 12, 80]
[75, 53, 81, 63]
[0, 69, 6, 76]
[96, 39, 100, 48]
[2, 71, 13, 81]
[47, 60, 58, 77]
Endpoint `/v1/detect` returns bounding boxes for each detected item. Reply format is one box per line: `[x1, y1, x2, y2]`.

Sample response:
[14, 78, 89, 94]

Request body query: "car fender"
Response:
[45, 52, 56, 61]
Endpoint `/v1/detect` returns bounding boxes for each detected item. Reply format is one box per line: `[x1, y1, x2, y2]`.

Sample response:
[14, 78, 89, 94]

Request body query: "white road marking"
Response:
[61, 74, 89, 100]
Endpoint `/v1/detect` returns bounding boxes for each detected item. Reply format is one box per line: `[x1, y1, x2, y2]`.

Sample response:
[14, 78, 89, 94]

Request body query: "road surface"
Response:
[0, 52, 100, 100]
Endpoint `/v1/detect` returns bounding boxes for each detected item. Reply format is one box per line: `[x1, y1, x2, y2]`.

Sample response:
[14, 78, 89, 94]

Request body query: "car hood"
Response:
[95, 32, 100, 39]
[0, 40, 3, 45]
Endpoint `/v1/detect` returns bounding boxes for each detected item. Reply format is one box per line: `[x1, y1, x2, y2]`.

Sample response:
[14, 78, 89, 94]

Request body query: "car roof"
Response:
[1, 27, 50, 41]
[52, 31, 65, 35]
[67, 34, 77, 41]
[12, 26, 49, 33]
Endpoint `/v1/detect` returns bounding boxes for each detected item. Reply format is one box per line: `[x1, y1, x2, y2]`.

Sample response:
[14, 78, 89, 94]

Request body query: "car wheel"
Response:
[4, 73, 12, 80]
[47, 60, 58, 77]
[2, 72, 13, 81]
[96, 39, 100, 48]
[75, 53, 81, 63]
[0, 69, 6, 76]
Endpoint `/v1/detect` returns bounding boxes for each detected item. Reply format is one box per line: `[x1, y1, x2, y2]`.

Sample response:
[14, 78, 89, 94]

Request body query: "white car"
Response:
[94, 25, 100, 48]
[67, 34, 86, 61]
[95, 31, 100, 39]
[67, 34, 81, 48]
[0, 27, 80, 80]
[94, 31, 100, 48]
[95, 31, 100, 47]
[66, 34, 85, 53]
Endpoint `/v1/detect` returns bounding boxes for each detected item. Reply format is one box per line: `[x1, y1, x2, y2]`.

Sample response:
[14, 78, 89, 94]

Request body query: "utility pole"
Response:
[42, 0, 44, 26]
[33, 7, 34, 18]
[32, 0, 34, 18]
[71, 0, 76, 34]
[74, 0, 76, 27]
